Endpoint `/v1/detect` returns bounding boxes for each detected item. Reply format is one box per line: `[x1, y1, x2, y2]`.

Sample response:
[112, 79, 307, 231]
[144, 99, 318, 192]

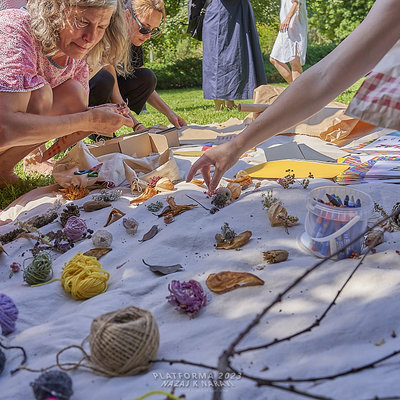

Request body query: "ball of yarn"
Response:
[0, 293, 19, 335]
[30, 370, 73, 400]
[61, 252, 110, 300]
[23, 252, 53, 285]
[0, 347, 6, 375]
[89, 306, 159, 376]
[63, 216, 87, 241]
[92, 229, 113, 248]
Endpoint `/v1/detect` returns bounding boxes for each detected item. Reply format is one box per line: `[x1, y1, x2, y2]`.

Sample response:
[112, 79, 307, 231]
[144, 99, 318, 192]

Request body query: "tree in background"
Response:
[308, 0, 374, 42]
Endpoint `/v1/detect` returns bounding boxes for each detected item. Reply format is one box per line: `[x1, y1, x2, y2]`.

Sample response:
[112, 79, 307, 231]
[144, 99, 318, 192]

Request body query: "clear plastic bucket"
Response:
[300, 186, 373, 259]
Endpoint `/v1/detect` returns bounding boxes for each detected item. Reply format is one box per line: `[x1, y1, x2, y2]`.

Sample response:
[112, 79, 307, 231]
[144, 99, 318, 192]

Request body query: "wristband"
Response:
[133, 123, 144, 132]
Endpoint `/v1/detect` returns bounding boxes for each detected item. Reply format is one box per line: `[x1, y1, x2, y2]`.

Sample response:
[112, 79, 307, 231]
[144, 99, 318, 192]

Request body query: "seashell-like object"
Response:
[92, 229, 113, 248]
[268, 203, 288, 227]
[123, 217, 139, 235]
[155, 177, 174, 192]
[227, 182, 241, 200]
[263, 249, 289, 264]
[235, 170, 249, 179]
[215, 187, 232, 201]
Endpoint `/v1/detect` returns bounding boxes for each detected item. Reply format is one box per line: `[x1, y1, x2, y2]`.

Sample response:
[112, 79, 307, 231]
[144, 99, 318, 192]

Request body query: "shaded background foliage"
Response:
[142, 0, 374, 87]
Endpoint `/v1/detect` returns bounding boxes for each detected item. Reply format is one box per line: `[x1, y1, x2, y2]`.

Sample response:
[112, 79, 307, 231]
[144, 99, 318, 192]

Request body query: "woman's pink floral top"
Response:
[0, 8, 89, 93]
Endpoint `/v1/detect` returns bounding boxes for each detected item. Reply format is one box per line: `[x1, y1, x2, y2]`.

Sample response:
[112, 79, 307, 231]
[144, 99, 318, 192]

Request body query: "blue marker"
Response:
[344, 195, 349, 207]
[355, 198, 361, 208]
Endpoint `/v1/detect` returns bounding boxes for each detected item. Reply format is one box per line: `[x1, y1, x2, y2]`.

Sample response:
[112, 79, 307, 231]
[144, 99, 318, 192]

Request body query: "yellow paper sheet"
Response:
[173, 150, 205, 157]
[244, 160, 349, 179]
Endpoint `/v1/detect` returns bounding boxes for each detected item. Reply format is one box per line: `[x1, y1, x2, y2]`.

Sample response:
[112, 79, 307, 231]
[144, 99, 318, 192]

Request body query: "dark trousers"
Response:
[89, 68, 157, 115]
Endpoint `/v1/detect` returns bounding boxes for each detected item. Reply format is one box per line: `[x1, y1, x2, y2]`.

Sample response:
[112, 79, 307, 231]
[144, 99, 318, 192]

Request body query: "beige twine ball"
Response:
[88, 306, 160, 376]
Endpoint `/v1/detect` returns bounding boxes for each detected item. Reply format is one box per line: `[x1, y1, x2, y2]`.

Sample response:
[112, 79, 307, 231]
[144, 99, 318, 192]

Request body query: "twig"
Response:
[185, 194, 211, 211]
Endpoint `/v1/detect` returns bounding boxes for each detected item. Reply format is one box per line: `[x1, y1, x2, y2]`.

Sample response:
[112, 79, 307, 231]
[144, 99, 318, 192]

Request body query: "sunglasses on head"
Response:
[128, 7, 161, 37]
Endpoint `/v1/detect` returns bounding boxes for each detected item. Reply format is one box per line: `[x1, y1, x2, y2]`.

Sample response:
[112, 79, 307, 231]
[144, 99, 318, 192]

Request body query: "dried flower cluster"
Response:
[92, 188, 122, 202]
[261, 190, 279, 209]
[215, 222, 236, 244]
[147, 201, 163, 212]
[167, 280, 207, 317]
[277, 169, 313, 189]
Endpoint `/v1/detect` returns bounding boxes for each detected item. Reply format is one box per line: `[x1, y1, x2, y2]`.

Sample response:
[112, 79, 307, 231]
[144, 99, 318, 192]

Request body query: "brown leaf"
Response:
[104, 208, 126, 227]
[130, 187, 157, 204]
[191, 179, 205, 187]
[268, 203, 288, 227]
[216, 231, 252, 249]
[139, 225, 159, 242]
[206, 271, 264, 294]
[84, 248, 112, 259]
[263, 250, 289, 264]
[157, 197, 197, 217]
[82, 200, 111, 212]
[155, 177, 174, 192]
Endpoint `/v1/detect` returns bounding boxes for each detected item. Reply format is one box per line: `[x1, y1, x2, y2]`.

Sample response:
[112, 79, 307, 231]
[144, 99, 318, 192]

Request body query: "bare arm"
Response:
[0, 90, 133, 151]
[280, 0, 299, 31]
[187, 0, 400, 191]
[147, 90, 187, 129]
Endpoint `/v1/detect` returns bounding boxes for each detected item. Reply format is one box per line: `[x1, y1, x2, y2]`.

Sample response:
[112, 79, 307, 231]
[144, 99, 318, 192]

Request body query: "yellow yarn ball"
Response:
[61, 252, 110, 300]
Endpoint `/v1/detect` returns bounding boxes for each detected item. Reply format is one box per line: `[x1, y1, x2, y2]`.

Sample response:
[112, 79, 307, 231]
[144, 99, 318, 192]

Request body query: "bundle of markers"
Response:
[308, 192, 365, 259]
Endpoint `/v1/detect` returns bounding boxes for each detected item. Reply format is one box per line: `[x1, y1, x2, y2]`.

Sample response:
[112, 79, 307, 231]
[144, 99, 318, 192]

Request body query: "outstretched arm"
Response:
[187, 0, 400, 192]
[147, 90, 187, 129]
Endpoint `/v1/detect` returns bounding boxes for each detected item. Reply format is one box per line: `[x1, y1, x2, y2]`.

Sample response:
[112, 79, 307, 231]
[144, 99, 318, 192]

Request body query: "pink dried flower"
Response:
[63, 216, 87, 241]
[167, 280, 207, 317]
[9, 262, 21, 278]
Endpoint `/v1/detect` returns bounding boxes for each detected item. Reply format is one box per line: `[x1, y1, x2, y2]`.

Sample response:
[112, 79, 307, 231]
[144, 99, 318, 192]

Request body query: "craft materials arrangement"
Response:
[0, 113, 400, 400]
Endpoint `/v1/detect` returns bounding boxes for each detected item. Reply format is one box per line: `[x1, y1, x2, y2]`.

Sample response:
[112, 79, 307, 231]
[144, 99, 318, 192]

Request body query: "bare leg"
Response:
[0, 79, 88, 184]
[289, 56, 303, 81]
[270, 57, 293, 83]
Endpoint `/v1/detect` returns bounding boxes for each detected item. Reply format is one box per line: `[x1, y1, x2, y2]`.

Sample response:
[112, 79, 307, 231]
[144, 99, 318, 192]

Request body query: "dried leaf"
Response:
[139, 225, 159, 242]
[142, 259, 183, 275]
[216, 231, 252, 249]
[263, 249, 289, 264]
[82, 200, 111, 212]
[0, 243, 8, 255]
[84, 248, 112, 259]
[155, 177, 174, 192]
[156, 197, 197, 217]
[59, 185, 90, 200]
[191, 179, 205, 187]
[130, 186, 157, 204]
[374, 339, 385, 346]
[226, 175, 252, 187]
[206, 271, 264, 294]
[104, 208, 126, 227]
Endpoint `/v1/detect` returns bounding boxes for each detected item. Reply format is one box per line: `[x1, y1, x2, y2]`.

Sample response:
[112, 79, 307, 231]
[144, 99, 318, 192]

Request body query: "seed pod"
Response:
[82, 200, 111, 212]
[268, 203, 288, 226]
[263, 249, 289, 264]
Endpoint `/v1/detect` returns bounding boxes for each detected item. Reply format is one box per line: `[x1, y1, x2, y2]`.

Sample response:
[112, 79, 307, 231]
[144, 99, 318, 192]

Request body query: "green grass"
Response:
[0, 82, 362, 210]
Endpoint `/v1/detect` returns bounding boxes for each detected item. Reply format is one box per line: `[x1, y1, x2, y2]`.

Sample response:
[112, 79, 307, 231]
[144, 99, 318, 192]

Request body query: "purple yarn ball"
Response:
[63, 216, 87, 241]
[0, 293, 19, 336]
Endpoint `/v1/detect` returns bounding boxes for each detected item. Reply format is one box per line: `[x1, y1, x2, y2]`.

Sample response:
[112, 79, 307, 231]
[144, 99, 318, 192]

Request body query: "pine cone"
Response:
[59, 203, 80, 227]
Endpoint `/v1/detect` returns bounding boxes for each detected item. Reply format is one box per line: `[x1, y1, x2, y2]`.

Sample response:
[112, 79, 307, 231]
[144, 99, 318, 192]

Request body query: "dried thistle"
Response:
[59, 203, 80, 227]
[92, 188, 122, 202]
[147, 201, 163, 212]
[277, 170, 314, 189]
[59, 185, 89, 200]
[261, 190, 279, 209]
[215, 222, 236, 244]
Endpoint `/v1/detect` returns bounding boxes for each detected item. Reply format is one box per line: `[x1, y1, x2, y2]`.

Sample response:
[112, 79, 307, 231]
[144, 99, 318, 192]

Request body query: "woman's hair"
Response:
[27, 0, 130, 74]
[128, 0, 165, 23]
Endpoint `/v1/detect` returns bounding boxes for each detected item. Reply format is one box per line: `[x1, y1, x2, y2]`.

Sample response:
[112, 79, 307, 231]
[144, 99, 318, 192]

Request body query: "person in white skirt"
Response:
[269, 0, 307, 83]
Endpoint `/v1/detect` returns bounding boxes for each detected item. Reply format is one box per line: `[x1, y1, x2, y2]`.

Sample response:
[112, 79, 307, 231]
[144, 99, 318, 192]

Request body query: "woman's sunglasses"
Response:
[128, 8, 161, 37]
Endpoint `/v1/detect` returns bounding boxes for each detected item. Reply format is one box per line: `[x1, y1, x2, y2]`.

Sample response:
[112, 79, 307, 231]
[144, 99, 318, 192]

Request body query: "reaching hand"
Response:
[167, 112, 187, 129]
[90, 104, 134, 134]
[186, 142, 242, 194]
